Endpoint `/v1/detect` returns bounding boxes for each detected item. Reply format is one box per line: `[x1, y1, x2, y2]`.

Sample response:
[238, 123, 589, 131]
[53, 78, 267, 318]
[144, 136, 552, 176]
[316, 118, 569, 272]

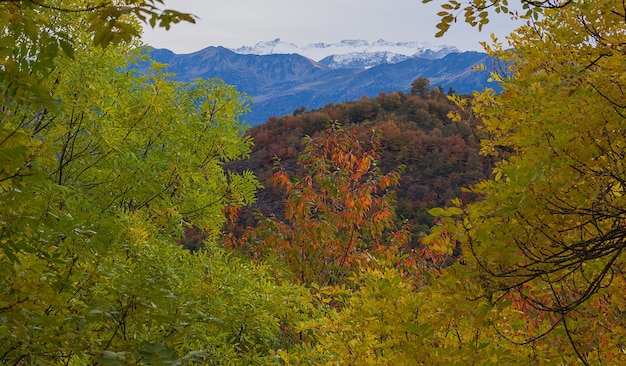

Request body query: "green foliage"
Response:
[282, 265, 539, 365]
[10, 0, 626, 364]
[0, 0, 195, 106]
[1, 234, 314, 364]
[0, 5, 286, 363]
[287, 268, 424, 365]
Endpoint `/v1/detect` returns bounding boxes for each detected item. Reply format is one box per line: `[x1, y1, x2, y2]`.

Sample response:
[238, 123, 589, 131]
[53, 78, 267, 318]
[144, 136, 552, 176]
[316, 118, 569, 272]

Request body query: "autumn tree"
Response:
[230, 124, 413, 285]
[410, 77, 431, 96]
[428, 0, 626, 363]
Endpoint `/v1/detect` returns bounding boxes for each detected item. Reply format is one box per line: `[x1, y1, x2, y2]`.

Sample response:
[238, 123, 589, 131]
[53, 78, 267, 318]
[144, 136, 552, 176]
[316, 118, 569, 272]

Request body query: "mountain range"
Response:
[230, 38, 460, 63]
[147, 39, 497, 125]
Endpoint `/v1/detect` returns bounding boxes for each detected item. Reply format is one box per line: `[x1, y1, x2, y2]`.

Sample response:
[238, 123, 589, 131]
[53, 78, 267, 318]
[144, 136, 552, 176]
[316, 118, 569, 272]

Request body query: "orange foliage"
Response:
[229, 124, 415, 285]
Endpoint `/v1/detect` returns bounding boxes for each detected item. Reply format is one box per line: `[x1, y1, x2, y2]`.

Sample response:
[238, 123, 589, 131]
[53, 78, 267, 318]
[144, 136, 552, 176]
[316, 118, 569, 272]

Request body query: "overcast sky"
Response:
[141, 0, 523, 54]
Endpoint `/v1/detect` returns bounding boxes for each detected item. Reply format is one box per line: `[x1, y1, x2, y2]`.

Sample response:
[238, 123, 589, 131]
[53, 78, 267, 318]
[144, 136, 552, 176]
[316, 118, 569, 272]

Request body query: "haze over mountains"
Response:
[147, 39, 497, 125]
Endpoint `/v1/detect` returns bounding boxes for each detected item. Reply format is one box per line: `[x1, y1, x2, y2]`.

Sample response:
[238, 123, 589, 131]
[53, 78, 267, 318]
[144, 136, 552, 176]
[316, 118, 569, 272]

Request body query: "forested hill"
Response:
[225, 86, 492, 244]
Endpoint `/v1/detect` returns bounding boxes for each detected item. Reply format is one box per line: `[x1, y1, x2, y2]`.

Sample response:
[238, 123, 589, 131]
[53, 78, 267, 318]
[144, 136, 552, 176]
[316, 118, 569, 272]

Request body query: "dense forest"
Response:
[2, 0, 626, 365]
[221, 86, 491, 248]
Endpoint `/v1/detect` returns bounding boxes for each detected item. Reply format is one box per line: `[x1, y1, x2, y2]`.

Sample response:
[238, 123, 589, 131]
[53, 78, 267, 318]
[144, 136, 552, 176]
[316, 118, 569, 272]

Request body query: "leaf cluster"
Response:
[0, 0, 195, 107]
[423, 0, 573, 37]
[229, 124, 412, 285]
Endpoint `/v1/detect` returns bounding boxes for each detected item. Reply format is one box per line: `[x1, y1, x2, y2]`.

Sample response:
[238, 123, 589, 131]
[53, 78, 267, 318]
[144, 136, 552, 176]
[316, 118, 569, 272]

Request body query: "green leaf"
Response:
[428, 207, 447, 217]
[446, 207, 464, 216]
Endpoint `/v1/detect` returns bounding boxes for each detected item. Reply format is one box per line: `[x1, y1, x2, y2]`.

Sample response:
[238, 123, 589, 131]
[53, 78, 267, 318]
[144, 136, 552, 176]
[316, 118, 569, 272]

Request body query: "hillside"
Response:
[223, 87, 492, 246]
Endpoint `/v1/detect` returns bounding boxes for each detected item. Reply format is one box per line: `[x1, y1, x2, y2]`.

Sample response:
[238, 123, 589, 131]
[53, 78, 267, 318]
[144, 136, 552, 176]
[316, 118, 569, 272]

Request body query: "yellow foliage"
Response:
[437, 0, 626, 363]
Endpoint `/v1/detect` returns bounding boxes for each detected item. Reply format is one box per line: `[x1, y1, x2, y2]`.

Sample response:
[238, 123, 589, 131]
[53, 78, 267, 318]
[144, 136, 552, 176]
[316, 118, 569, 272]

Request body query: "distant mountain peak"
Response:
[231, 38, 301, 56]
[230, 38, 459, 63]
[319, 51, 410, 70]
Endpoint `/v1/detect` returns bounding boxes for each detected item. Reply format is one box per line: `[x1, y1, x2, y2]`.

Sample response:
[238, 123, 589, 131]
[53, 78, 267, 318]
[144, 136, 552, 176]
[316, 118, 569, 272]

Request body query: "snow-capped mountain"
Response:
[232, 39, 302, 57]
[231, 38, 459, 68]
[147, 45, 494, 126]
[319, 51, 410, 70]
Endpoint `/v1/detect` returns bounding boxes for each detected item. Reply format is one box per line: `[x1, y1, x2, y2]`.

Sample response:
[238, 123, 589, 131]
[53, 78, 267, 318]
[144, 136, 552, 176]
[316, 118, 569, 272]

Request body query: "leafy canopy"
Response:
[0, 1, 308, 364]
[0, 0, 195, 106]
[429, 0, 626, 363]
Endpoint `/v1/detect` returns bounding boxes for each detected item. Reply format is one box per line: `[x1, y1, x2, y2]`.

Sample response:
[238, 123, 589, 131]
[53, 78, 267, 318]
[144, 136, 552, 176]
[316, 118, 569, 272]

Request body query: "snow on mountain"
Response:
[231, 38, 459, 63]
[319, 51, 410, 70]
[231, 38, 302, 57]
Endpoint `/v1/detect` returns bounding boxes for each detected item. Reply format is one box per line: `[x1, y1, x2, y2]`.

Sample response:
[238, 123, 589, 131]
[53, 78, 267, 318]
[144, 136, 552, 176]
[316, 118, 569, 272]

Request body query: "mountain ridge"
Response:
[146, 42, 496, 125]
